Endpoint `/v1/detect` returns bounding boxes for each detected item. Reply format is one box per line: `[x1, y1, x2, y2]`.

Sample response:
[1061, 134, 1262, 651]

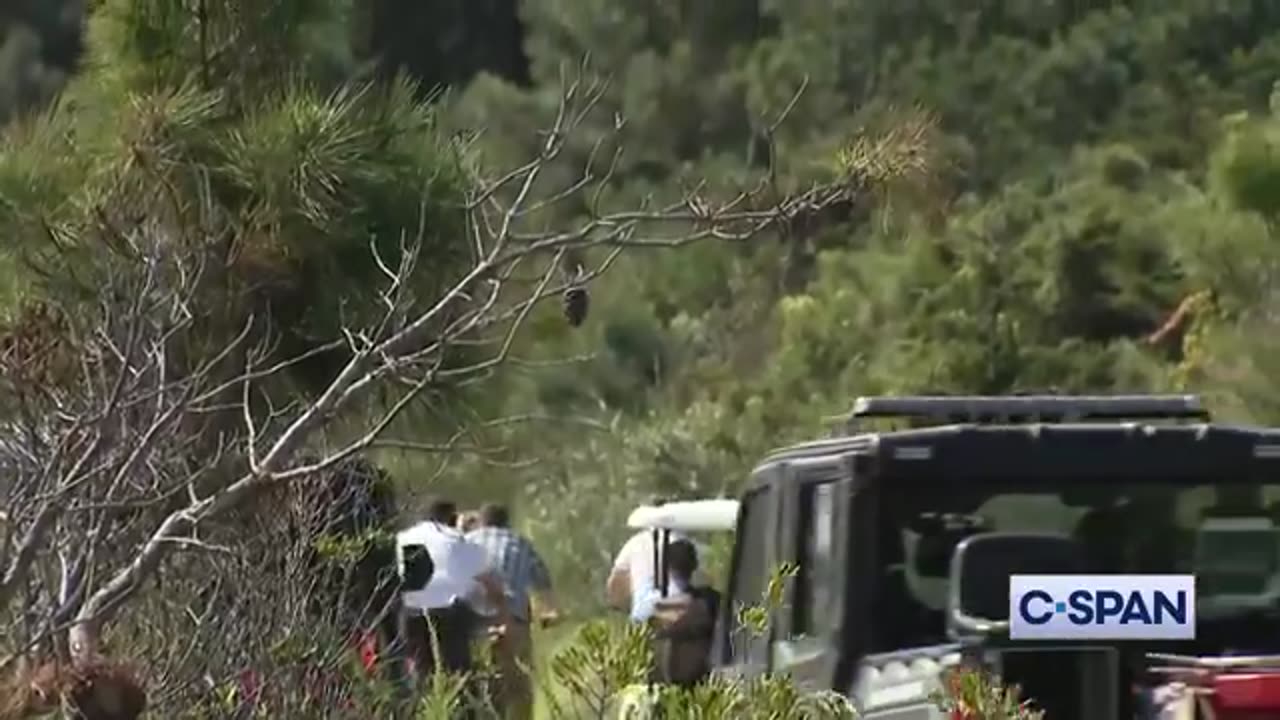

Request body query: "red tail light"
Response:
[1211, 672, 1280, 717]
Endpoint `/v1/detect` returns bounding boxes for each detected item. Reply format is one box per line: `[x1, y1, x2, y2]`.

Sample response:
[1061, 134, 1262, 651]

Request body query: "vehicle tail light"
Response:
[1211, 672, 1280, 717]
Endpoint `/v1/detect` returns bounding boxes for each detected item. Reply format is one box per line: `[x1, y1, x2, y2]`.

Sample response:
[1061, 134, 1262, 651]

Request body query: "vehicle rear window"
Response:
[869, 481, 1280, 654]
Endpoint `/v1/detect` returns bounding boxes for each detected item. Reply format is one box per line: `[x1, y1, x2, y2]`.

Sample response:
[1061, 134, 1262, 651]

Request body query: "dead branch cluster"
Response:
[0, 216, 234, 663]
[127, 457, 402, 714]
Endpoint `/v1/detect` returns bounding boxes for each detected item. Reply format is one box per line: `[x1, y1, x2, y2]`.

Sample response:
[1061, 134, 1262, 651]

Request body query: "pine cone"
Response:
[563, 285, 589, 327]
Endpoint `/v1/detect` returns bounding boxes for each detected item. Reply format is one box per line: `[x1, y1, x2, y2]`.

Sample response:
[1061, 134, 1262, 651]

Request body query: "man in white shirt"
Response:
[396, 497, 510, 679]
[605, 495, 711, 614]
[606, 526, 692, 611]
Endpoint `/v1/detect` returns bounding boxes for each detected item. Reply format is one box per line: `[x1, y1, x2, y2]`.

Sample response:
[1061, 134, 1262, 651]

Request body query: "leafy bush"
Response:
[930, 665, 1045, 720]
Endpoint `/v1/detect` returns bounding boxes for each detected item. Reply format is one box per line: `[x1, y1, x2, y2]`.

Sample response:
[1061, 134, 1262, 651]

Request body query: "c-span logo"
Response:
[1009, 574, 1195, 640]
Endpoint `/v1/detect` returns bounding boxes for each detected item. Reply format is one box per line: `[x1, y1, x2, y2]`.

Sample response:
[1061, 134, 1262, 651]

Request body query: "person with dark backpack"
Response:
[396, 497, 510, 720]
[631, 539, 721, 688]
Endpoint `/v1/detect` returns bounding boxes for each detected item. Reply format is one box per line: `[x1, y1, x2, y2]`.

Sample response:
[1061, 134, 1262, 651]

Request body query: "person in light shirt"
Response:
[607, 528, 688, 609]
[466, 503, 561, 720]
[605, 497, 706, 613]
[629, 539, 694, 623]
[396, 497, 510, 681]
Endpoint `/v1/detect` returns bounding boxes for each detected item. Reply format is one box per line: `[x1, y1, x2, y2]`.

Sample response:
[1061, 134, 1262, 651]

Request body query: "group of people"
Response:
[394, 496, 723, 716]
[395, 497, 559, 719]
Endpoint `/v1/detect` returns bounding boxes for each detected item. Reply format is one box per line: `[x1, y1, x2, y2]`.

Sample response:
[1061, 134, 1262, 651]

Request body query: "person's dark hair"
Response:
[665, 539, 698, 579]
[424, 496, 458, 526]
[478, 503, 510, 528]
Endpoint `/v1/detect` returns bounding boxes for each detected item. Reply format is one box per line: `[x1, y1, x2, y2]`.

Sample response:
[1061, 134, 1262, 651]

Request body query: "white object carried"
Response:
[626, 499, 739, 533]
[621, 498, 739, 598]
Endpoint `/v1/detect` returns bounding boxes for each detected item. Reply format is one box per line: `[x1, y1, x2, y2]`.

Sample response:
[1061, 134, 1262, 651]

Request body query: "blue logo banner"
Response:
[1009, 574, 1196, 640]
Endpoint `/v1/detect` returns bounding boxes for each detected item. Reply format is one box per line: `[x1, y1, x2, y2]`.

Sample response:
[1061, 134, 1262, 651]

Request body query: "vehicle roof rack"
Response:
[848, 394, 1210, 429]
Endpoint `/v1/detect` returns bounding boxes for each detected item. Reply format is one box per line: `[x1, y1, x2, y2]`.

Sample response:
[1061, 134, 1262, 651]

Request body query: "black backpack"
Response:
[401, 543, 434, 590]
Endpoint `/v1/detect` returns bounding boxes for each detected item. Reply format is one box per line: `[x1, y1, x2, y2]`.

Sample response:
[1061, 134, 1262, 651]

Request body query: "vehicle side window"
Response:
[725, 486, 771, 664]
[794, 479, 836, 637]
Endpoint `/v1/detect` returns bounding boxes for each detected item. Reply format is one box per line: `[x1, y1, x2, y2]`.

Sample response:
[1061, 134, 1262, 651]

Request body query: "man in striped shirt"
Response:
[466, 503, 560, 720]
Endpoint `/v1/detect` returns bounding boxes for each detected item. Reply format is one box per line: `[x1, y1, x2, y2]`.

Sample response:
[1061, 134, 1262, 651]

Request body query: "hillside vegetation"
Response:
[426, 0, 1280, 614]
[4, 0, 1280, 657]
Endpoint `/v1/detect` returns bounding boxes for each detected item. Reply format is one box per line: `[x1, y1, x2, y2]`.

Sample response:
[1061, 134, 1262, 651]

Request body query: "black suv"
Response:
[712, 395, 1280, 719]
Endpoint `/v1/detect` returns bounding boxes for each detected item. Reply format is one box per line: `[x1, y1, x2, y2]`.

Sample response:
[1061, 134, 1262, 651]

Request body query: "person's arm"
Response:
[606, 568, 632, 610]
[466, 538, 511, 625]
[606, 537, 636, 610]
[526, 544, 562, 625]
[476, 569, 511, 623]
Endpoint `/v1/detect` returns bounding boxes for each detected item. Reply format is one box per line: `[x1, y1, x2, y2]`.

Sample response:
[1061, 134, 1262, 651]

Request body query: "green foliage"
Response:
[170, 587, 1037, 719]
[215, 74, 469, 349]
[0, 1, 473, 409]
[1210, 106, 1280, 219]
[413, 667, 478, 720]
[737, 562, 799, 637]
[311, 528, 392, 567]
[409, 0, 1280, 631]
[533, 561, 854, 720]
[544, 619, 654, 717]
[649, 673, 858, 720]
[84, 0, 355, 95]
[930, 666, 1044, 720]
